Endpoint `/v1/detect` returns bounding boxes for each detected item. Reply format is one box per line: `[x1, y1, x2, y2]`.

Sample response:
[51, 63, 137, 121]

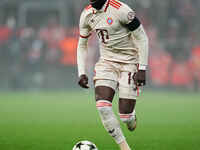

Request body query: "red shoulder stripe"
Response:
[85, 5, 92, 10]
[109, 0, 121, 9]
[110, 1, 120, 7]
[109, 3, 120, 9]
[111, 0, 121, 6]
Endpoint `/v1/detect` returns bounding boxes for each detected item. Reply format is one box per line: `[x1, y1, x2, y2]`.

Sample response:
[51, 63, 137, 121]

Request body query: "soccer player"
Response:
[77, 0, 149, 150]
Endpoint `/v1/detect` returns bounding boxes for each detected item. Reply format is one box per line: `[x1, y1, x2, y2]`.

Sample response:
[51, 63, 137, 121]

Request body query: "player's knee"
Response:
[119, 113, 134, 123]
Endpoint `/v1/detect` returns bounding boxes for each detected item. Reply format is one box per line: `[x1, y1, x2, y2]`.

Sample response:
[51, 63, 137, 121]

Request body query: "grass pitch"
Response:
[0, 90, 200, 150]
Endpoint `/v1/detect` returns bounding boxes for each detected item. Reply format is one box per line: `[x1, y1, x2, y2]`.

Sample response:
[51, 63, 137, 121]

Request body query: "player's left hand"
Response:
[78, 74, 90, 89]
[133, 70, 146, 86]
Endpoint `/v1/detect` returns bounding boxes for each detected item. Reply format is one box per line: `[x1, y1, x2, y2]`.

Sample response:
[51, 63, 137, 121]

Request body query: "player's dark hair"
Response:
[90, 0, 107, 10]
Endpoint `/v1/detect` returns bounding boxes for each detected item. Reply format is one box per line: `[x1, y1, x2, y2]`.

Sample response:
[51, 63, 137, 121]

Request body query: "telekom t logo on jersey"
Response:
[96, 29, 109, 44]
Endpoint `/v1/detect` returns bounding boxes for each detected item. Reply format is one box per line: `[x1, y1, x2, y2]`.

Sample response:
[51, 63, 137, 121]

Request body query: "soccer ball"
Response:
[72, 140, 98, 150]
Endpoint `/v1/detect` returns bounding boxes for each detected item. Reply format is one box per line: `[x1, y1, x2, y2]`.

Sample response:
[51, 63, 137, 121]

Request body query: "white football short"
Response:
[94, 59, 138, 100]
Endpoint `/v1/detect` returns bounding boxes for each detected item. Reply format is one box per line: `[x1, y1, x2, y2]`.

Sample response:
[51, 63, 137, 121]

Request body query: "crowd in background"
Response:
[134, 0, 200, 90]
[0, 17, 79, 90]
[0, 0, 199, 91]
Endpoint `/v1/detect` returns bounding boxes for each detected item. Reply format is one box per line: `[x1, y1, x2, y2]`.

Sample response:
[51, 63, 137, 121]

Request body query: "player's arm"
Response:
[119, 4, 149, 86]
[128, 18, 149, 86]
[77, 11, 92, 88]
[128, 19, 149, 71]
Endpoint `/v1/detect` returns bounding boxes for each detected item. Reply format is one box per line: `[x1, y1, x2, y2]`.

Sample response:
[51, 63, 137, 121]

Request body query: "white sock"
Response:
[119, 110, 136, 124]
[96, 100, 126, 144]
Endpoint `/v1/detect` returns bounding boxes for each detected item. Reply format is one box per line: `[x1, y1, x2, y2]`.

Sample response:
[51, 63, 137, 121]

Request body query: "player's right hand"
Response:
[133, 70, 146, 86]
[78, 74, 89, 89]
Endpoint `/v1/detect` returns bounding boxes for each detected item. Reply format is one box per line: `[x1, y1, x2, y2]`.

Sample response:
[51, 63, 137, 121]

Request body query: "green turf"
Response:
[0, 91, 200, 150]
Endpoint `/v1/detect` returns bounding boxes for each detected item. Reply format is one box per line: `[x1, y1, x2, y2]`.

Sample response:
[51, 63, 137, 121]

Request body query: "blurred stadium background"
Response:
[0, 0, 200, 91]
[0, 0, 200, 150]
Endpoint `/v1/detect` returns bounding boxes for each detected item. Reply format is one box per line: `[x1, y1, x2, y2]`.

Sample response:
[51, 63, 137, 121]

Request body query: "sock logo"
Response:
[108, 129, 115, 134]
[109, 129, 117, 137]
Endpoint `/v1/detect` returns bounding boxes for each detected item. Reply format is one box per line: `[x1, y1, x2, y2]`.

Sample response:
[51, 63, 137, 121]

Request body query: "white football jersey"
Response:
[79, 0, 139, 64]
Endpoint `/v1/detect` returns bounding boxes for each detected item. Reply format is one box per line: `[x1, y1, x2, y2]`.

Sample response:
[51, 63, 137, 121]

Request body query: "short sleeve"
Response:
[79, 11, 92, 38]
[118, 4, 136, 25]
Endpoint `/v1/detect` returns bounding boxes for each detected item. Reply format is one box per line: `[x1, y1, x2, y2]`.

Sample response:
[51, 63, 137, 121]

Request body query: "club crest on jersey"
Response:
[107, 17, 113, 25]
